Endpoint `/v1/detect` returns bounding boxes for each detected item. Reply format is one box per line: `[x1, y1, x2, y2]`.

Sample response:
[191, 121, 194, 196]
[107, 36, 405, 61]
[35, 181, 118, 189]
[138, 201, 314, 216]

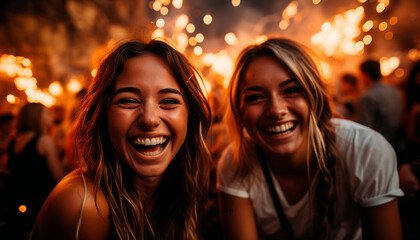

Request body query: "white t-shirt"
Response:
[217, 118, 403, 240]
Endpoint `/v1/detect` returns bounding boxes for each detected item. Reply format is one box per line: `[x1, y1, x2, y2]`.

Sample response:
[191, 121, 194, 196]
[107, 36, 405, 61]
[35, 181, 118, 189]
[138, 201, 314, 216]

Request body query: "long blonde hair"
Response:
[74, 39, 212, 239]
[226, 38, 340, 239]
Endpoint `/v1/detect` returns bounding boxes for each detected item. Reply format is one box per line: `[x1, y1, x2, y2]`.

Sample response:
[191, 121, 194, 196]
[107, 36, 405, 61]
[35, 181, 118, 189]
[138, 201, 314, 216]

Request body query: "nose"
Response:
[267, 95, 288, 118]
[138, 102, 161, 129]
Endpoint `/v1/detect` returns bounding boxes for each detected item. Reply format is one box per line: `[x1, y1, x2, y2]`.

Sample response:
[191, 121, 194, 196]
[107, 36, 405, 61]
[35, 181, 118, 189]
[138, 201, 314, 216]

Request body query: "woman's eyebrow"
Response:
[158, 88, 183, 96]
[279, 78, 297, 87]
[112, 87, 140, 98]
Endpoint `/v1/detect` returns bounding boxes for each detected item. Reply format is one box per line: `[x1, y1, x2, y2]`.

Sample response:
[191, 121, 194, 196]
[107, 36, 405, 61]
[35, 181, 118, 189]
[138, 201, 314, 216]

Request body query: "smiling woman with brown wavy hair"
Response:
[31, 39, 212, 240]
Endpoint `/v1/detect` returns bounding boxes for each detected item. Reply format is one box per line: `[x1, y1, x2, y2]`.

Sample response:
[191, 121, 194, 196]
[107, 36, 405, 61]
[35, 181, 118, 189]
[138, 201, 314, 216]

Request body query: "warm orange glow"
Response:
[203, 14, 213, 25]
[195, 33, 204, 43]
[156, 18, 165, 28]
[321, 22, 331, 32]
[188, 37, 197, 46]
[152, 1, 162, 11]
[312, 0, 321, 5]
[279, 20, 289, 30]
[194, 46, 203, 56]
[311, 7, 364, 58]
[14, 77, 37, 90]
[172, 0, 183, 9]
[224, 32, 238, 46]
[202, 53, 216, 66]
[91, 68, 97, 78]
[26, 89, 56, 107]
[22, 58, 31, 67]
[175, 15, 189, 29]
[186, 23, 195, 33]
[160, 6, 168, 15]
[18, 205, 27, 213]
[385, 32, 393, 40]
[395, 68, 405, 78]
[363, 35, 372, 45]
[380, 57, 400, 76]
[389, 16, 398, 25]
[67, 78, 83, 93]
[158, 0, 171, 5]
[408, 48, 420, 61]
[376, 3, 386, 13]
[48, 81, 63, 96]
[6, 94, 16, 104]
[362, 20, 374, 32]
[232, 0, 240, 7]
[254, 35, 268, 44]
[283, 1, 298, 19]
[378, 21, 388, 31]
[152, 28, 164, 38]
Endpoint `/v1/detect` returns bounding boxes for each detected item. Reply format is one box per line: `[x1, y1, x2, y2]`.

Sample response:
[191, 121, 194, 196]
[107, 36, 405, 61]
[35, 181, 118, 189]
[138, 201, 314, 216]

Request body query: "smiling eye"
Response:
[283, 86, 303, 96]
[244, 94, 264, 103]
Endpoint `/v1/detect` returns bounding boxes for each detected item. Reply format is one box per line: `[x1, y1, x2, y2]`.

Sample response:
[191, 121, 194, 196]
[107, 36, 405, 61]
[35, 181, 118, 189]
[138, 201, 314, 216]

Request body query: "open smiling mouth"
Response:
[131, 136, 168, 156]
[263, 121, 297, 136]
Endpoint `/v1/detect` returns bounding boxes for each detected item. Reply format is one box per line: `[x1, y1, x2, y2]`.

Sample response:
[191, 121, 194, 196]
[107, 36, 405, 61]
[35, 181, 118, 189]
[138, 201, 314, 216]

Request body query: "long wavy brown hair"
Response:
[74, 39, 212, 239]
[226, 38, 340, 239]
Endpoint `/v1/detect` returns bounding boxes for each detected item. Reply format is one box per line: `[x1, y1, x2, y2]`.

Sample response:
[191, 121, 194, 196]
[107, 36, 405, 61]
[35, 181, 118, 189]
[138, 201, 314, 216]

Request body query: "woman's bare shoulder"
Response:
[32, 169, 110, 240]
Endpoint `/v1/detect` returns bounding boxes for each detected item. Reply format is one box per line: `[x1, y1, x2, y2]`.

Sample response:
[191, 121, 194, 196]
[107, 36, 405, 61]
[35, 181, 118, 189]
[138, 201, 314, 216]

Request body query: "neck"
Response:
[133, 175, 163, 213]
[263, 148, 315, 178]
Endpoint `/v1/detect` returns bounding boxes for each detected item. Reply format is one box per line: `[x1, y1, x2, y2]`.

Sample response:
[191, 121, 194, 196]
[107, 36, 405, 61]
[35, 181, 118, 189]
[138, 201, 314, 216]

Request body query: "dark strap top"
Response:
[7, 134, 56, 211]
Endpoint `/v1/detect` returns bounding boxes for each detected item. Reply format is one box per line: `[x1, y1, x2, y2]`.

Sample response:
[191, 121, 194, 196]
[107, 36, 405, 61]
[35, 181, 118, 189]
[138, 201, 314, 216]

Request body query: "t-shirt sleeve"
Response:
[216, 146, 250, 199]
[338, 121, 404, 207]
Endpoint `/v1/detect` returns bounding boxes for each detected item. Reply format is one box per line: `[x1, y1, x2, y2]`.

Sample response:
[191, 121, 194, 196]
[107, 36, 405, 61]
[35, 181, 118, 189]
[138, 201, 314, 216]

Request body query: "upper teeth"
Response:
[133, 137, 166, 146]
[266, 122, 294, 133]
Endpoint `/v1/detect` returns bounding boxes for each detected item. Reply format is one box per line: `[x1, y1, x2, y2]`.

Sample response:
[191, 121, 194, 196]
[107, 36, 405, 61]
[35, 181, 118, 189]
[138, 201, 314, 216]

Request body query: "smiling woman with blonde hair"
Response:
[31, 39, 212, 240]
[217, 38, 403, 240]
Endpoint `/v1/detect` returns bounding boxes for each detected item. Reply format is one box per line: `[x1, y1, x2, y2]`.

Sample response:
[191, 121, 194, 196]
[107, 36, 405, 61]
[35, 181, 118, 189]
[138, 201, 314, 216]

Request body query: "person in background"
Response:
[217, 38, 403, 239]
[398, 61, 420, 240]
[357, 59, 402, 149]
[336, 73, 360, 121]
[1, 103, 65, 239]
[31, 39, 212, 240]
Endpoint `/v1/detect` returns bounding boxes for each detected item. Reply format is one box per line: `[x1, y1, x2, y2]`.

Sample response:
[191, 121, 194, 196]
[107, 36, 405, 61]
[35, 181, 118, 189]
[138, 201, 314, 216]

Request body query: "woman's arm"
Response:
[218, 191, 258, 240]
[37, 134, 65, 182]
[360, 199, 403, 240]
[32, 171, 110, 240]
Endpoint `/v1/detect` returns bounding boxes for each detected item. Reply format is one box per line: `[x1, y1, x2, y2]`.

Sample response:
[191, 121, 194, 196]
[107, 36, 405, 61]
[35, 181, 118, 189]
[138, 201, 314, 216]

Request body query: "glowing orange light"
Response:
[395, 68, 404, 78]
[188, 37, 197, 46]
[195, 33, 204, 43]
[160, 6, 168, 15]
[175, 15, 189, 29]
[48, 81, 63, 96]
[152, 1, 162, 11]
[172, 0, 183, 9]
[6, 94, 16, 104]
[67, 78, 83, 93]
[408, 48, 420, 61]
[232, 0, 240, 7]
[378, 21, 388, 31]
[385, 32, 393, 40]
[152, 28, 164, 38]
[283, 1, 298, 19]
[156, 18, 165, 28]
[224, 32, 238, 46]
[194, 46, 203, 56]
[312, 0, 321, 5]
[279, 20, 289, 30]
[91, 69, 97, 78]
[362, 20, 374, 32]
[186, 23, 195, 33]
[389, 16, 398, 25]
[203, 14, 213, 25]
[376, 3, 385, 13]
[22, 58, 31, 67]
[18, 205, 27, 213]
[363, 35, 372, 45]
